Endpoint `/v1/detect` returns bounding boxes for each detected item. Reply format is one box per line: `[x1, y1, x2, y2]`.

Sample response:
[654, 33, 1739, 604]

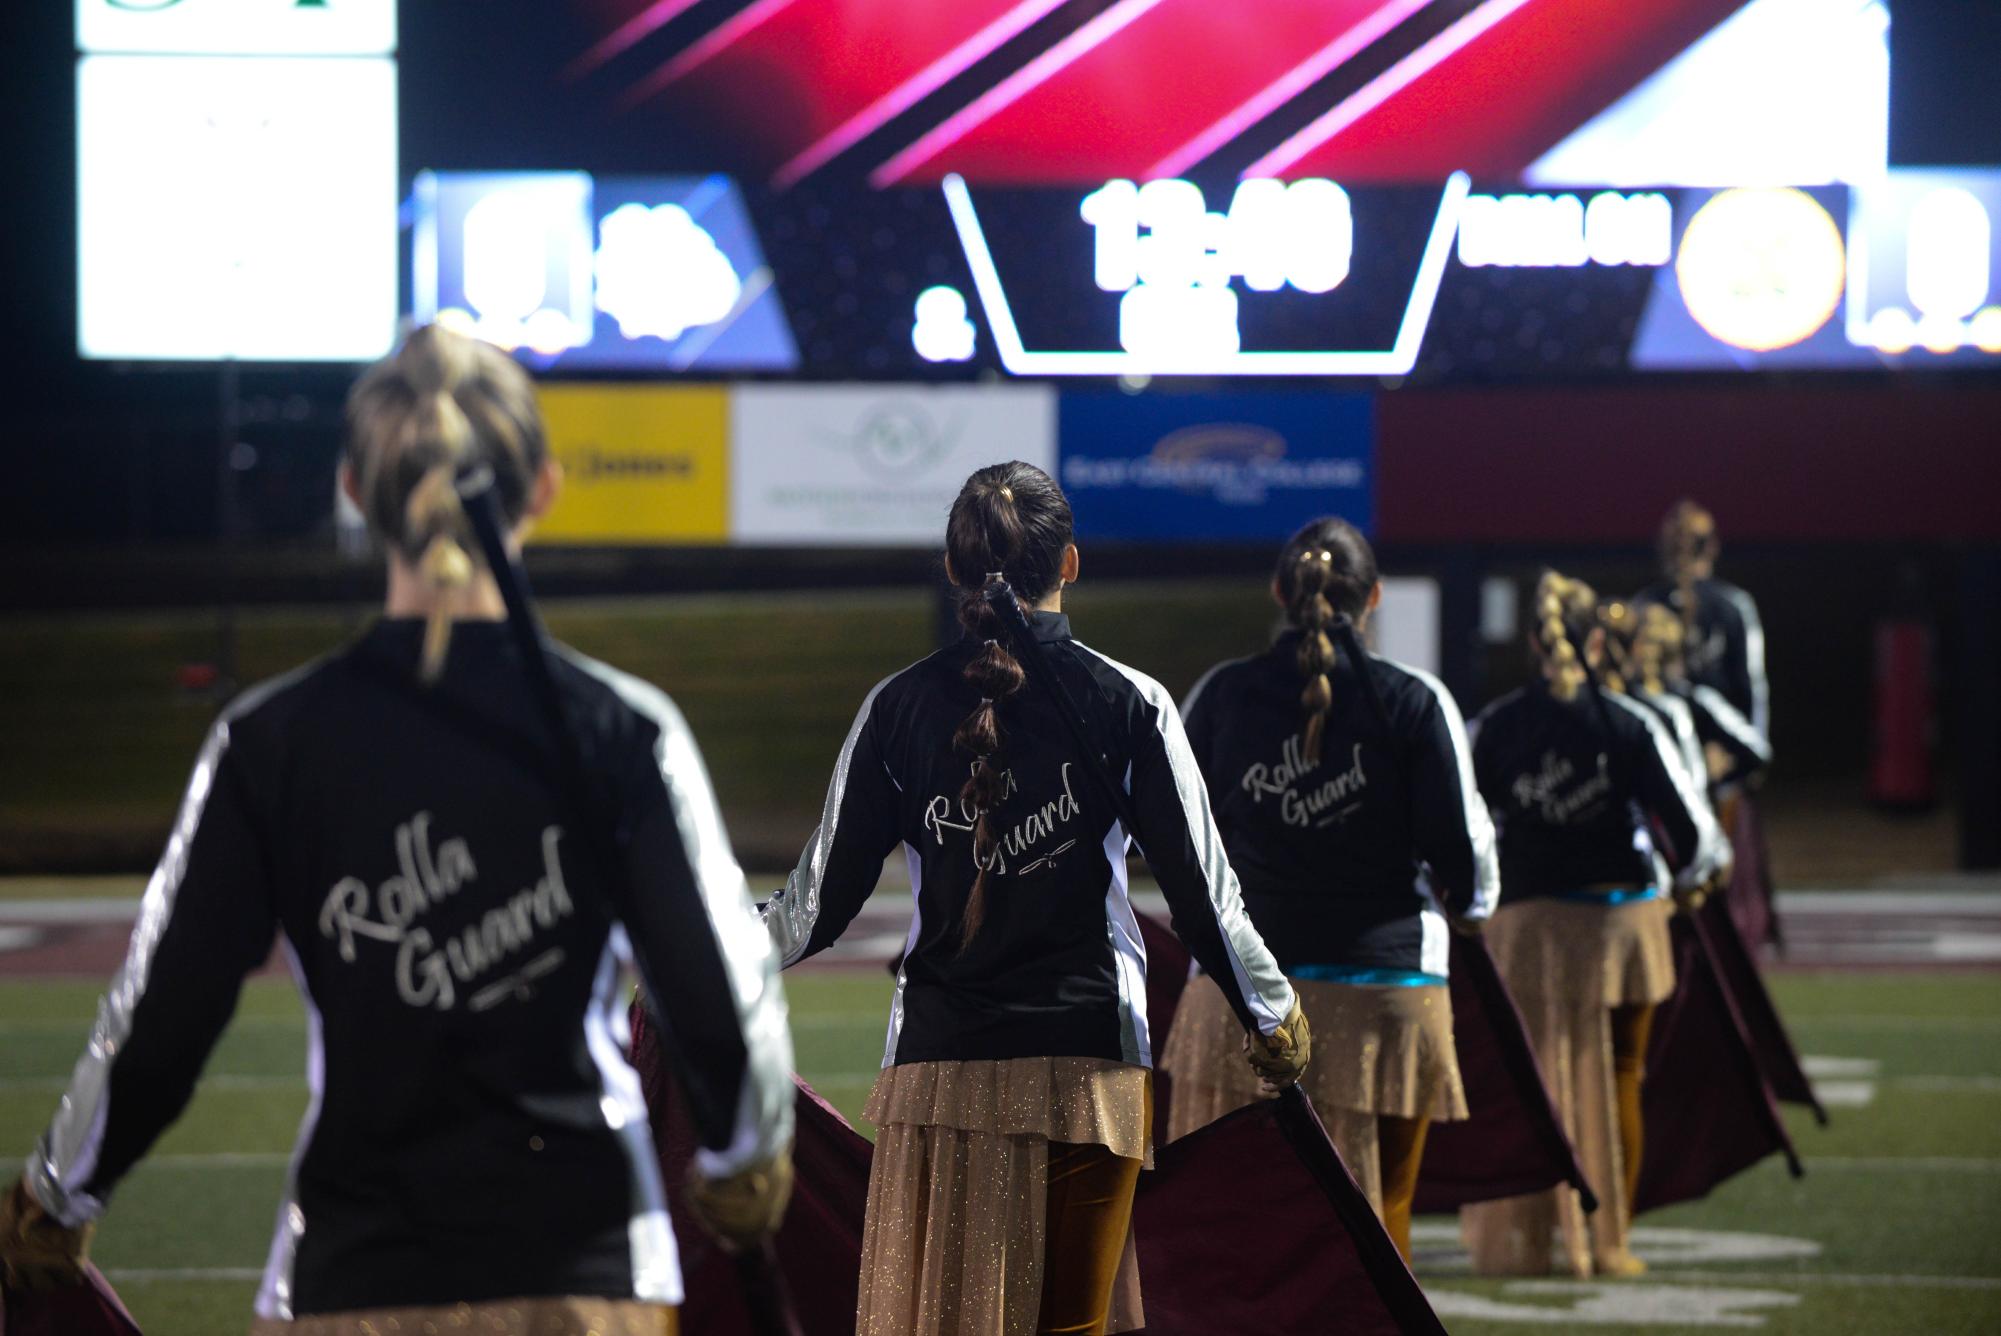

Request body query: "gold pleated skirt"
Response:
[1159, 973, 1466, 1215]
[1460, 894, 1675, 1277]
[247, 1297, 674, 1336]
[857, 1057, 1150, 1336]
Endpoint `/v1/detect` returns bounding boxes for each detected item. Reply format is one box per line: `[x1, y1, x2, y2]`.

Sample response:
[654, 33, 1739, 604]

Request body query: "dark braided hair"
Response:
[944, 462, 1074, 949]
[1274, 518, 1377, 766]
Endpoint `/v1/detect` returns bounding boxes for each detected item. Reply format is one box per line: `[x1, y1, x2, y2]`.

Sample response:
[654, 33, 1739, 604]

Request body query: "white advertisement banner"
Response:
[732, 385, 1057, 546]
[78, 0, 396, 56]
[77, 54, 398, 361]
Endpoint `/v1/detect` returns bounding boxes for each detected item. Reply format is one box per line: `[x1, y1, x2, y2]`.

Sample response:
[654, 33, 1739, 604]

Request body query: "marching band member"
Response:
[1460, 572, 1724, 1279]
[1158, 518, 1498, 1262]
[763, 461, 1306, 1336]
[0, 326, 795, 1336]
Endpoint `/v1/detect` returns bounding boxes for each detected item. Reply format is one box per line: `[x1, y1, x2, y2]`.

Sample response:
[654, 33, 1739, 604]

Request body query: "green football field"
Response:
[2, 967, 1996, 1335]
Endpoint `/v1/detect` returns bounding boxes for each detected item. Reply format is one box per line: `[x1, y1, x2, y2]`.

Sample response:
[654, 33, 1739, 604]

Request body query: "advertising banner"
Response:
[532, 386, 728, 545]
[731, 385, 1057, 546]
[1058, 393, 1373, 542]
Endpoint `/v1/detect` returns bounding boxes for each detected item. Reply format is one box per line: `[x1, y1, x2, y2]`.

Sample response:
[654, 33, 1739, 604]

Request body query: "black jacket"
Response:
[1472, 680, 1726, 902]
[1637, 576, 1770, 741]
[764, 612, 1295, 1066]
[1180, 636, 1499, 977]
[27, 621, 792, 1319]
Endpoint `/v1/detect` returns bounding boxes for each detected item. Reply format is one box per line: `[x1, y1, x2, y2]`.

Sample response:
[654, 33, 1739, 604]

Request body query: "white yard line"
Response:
[1808, 1156, 2001, 1172]
[1660, 1270, 2001, 1292]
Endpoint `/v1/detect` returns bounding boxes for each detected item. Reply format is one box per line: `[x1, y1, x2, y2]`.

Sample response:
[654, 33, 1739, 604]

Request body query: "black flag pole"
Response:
[456, 467, 801, 1336]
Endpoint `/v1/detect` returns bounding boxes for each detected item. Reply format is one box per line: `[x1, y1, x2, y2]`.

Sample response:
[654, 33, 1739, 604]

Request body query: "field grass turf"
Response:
[2, 970, 1997, 1334]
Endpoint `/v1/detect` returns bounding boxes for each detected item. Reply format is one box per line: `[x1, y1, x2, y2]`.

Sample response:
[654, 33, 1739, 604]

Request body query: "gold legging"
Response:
[1035, 1140, 1144, 1335]
[1376, 1114, 1433, 1264]
[1610, 1002, 1656, 1208]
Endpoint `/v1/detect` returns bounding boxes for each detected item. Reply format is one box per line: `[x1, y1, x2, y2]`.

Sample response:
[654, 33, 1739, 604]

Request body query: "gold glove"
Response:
[0, 1177, 92, 1290]
[1244, 998, 1312, 1093]
[685, 1148, 794, 1253]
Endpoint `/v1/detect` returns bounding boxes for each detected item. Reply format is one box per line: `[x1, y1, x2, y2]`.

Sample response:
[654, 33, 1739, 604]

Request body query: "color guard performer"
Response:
[763, 461, 1307, 1336]
[1460, 572, 1725, 1278]
[1158, 518, 1499, 1262]
[0, 327, 795, 1336]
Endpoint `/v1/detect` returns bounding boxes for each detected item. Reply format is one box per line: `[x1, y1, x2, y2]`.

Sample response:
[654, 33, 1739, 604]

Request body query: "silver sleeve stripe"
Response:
[563, 651, 795, 1177]
[1072, 642, 1295, 1034]
[1691, 682, 1774, 766]
[1720, 584, 1770, 737]
[254, 938, 326, 1320]
[30, 665, 306, 1230]
[1649, 691, 1710, 793]
[766, 666, 905, 969]
[1178, 655, 1247, 719]
[1607, 691, 1727, 889]
[1391, 659, 1502, 922]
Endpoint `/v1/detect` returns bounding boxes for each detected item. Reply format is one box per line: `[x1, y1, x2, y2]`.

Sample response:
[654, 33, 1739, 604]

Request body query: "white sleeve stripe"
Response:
[1608, 691, 1726, 888]
[767, 665, 911, 968]
[32, 664, 309, 1229]
[1721, 585, 1770, 737]
[1390, 659, 1501, 921]
[1692, 682, 1773, 765]
[1072, 642, 1294, 1033]
[1179, 655, 1248, 719]
[560, 649, 796, 1175]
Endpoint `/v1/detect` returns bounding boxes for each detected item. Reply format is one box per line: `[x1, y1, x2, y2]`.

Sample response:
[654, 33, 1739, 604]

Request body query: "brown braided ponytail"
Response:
[1274, 518, 1378, 767]
[945, 462, 1075, 950]
[345, 325, 547, 682]
[1534, 570, 1598, 701]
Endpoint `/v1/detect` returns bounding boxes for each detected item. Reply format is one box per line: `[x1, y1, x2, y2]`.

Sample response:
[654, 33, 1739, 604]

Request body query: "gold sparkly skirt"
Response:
[247, 1297, 674, 1336]
[1159, 973, 1466, 1216]
[857, 1057, 1150, 1336]
[1461, 893, 1675, 1277]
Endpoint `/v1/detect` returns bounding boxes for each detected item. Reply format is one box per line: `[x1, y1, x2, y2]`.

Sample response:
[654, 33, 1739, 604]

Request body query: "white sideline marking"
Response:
[1811, 1079, 1877, 1108]
[1799, 1056, 1879, 1078]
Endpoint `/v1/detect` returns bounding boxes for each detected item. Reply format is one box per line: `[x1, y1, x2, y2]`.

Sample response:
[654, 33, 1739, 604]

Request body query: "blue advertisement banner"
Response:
[1058, 394, 1374, 542]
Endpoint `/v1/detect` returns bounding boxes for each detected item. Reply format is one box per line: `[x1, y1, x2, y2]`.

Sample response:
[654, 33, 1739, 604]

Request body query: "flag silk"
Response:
[1723, 791, 1782, 949]
[629, 1003, 867, 1336]
[1137, 913, 1590, 1211]
[1412, 934, 1599, 1214]
[1634, 911, 1803, 1214]
[632, 1001, 1449, 1333]
[1699, 894, 1826, 1121]
[0, 1264, 143, 1336]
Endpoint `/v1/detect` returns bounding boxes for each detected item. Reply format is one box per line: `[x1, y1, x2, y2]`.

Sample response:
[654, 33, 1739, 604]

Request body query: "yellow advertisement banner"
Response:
[531, 385, 729, 545]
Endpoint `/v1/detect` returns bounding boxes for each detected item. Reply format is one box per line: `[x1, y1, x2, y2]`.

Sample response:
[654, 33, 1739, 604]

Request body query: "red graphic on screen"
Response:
[574, 0, 1751, 186]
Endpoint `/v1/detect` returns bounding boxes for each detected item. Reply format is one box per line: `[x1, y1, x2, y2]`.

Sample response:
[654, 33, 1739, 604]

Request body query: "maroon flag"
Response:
[1634, 911, 1802, 1213]
[0, 1265, 143, 1336]
[1133, 1091, 1447, 1336]
[634, 1001, 1448, 1334]
[1413, 935, 1598, 1214]
[1699, 895, 1825, 1121]
[1724, 793, 1781, 950]
[629, 1004, 866, 1336]
[1136, 913, 1590, 1212]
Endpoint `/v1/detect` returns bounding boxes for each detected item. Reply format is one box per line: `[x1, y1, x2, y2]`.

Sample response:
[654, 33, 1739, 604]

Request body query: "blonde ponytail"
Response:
[345, 324, 547, 684]
[1535, 571, 1595, 701]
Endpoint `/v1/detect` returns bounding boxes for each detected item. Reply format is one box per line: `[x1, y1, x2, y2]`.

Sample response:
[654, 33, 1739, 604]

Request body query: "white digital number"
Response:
[1080, 177, 1353, 296]
[1080, 176, 1353, 360]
